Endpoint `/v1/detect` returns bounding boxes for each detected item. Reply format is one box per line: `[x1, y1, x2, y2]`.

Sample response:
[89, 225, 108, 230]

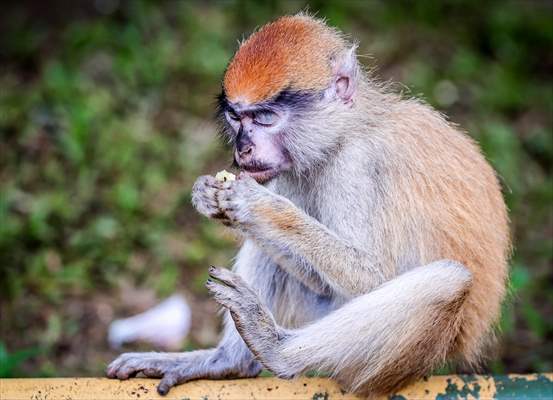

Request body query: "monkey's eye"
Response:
[253, 110, 278, 126]
[225, 109, 240, 122]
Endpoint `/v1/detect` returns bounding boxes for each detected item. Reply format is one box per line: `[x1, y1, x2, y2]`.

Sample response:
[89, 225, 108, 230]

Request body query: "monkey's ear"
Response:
[329, 44, 359, 105]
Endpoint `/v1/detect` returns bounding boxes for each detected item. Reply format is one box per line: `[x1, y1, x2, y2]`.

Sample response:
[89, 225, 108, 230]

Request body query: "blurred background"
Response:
[0, 0, 551, 378]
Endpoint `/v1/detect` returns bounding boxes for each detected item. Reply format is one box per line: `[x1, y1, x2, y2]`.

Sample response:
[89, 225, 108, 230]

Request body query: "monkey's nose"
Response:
[238, 144, 254, 158]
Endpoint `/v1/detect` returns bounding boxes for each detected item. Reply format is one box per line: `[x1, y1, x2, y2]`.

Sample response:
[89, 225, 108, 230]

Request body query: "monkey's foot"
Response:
[207, 266, 293, 377]
[108, 352, 198, 395]
[107, 347, 262, 396]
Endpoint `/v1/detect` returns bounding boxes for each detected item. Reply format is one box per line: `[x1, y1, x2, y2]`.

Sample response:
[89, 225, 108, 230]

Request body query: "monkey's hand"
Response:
[206, 266, 292, 378]
[192, 173, 277, 228]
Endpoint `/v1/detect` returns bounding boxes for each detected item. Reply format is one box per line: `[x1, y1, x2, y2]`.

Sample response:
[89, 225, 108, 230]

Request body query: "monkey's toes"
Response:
[107, 354, 177, 381]
[106, 355, 138, 380]
[157, 370, 189, 396]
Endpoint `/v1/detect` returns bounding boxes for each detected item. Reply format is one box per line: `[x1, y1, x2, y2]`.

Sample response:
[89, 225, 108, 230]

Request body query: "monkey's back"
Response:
[377, 99, 510, 367]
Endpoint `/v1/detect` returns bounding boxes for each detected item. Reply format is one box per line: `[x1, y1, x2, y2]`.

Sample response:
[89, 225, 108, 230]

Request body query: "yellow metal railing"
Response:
[1, 374, 552, 399]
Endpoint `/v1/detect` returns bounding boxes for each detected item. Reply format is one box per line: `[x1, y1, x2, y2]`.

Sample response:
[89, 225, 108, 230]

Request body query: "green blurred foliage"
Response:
[0, 0, 551, 377]
[0, 342, 41, 378]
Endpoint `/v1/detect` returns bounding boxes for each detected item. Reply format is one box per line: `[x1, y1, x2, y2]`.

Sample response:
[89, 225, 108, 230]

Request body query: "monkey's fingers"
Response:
[208, 265, 244, 289]
[206, 278, 242, 310]
[237, 171, 257, 182]
[192, 175, 233, 222]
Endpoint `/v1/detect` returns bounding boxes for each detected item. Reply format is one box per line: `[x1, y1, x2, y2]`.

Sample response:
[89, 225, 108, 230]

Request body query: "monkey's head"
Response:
[217, 14, 360, 183]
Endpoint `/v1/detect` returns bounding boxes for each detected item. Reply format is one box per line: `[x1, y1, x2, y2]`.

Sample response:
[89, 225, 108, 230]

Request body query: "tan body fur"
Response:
[107, 15, 510, 398]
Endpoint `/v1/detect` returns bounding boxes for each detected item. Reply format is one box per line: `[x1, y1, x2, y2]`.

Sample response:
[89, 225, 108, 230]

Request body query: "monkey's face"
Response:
[219, 100, 293, 184]
[218, 16, 360, 183]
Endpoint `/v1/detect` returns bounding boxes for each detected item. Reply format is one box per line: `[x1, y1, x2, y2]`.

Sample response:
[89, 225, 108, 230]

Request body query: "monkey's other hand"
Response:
[191, 175, 230, 223]
[106, 352, 191, 395]
[192, 173, 271, 228]
[206, 266, 286, 370]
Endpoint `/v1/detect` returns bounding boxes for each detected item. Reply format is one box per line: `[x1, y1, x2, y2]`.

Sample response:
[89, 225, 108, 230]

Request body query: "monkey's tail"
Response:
[279, 260, 472, 397]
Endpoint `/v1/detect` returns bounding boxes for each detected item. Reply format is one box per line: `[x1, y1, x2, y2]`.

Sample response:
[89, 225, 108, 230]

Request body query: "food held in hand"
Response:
[215, 170, 236, 182]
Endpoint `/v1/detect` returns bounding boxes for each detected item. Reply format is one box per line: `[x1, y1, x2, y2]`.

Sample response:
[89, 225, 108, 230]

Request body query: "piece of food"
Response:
[215, 170, 236, 182]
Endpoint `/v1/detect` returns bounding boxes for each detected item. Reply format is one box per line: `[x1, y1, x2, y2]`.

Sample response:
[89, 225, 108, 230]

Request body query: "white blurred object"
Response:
[108, 294, 191, 350]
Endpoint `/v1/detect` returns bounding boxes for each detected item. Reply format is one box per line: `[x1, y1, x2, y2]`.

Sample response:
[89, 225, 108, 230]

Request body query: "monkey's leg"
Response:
[107, 241, 307, 396]
[107, 249, 272, 395]
[209, 261, 472, 397]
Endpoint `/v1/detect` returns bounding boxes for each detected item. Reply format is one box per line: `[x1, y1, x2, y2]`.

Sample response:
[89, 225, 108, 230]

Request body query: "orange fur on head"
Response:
[223, 15, 348, 104]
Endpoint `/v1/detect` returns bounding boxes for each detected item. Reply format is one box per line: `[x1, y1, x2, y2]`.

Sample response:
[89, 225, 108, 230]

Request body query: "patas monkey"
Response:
[107, 14, 510, 397]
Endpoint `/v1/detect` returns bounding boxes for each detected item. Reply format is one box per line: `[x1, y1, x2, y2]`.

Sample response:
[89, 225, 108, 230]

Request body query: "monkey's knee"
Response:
[424, 259, 473, 294]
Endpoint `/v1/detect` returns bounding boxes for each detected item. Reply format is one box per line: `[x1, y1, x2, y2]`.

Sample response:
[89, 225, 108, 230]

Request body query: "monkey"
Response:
[107, 14, 510, 398]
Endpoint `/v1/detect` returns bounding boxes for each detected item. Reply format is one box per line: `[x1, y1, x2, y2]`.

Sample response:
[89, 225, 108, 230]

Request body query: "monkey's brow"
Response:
[217, 89, 319, 115]
[269, 89, 320, 110]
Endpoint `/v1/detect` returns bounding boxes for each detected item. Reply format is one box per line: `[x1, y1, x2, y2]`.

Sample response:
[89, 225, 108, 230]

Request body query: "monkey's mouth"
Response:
[240, 165, 280, 183]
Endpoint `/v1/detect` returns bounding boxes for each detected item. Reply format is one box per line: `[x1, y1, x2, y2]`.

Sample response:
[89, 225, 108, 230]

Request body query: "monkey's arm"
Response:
[258, 243, 334, 296]
[192, 175, 334, 295]
[192, 175, 388, 297]
[247, 196, 388, 297]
